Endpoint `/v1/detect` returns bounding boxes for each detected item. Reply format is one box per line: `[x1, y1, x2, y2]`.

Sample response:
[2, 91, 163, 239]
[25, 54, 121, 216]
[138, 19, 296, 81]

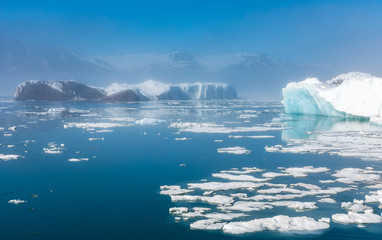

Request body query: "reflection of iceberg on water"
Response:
[267, 115, 382, 161]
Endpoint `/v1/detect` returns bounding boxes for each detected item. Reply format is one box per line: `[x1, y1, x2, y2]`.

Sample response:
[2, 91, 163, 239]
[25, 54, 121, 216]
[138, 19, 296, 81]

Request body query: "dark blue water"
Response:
[0, 99, 381, 239]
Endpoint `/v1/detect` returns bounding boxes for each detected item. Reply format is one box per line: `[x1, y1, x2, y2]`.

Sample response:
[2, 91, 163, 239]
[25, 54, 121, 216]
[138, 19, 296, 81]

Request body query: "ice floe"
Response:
[161, 163, 382, 234]
[68, 158, 89, 162]
[64, 122, 127, 129]
[43, 142, 65, 154]
[0, 154, 21, 160]
[88, 137, 104, 141]
[160, 185, 194, 195]
[222, 215, 330, 234]
[174, 137, 191, 141]
[332, 211, 382, 225]
[135, 118, 165, 125]
[170, 122, 283, 134]
[217, 146, 251, 155]
[8, 199, 27, 204]
[229, 135, 274, 139]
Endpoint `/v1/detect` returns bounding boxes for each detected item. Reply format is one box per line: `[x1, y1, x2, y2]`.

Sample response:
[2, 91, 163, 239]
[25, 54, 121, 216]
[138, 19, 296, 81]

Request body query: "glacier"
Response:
[15, 79, 237, 101]
[283, 72, 382, 119]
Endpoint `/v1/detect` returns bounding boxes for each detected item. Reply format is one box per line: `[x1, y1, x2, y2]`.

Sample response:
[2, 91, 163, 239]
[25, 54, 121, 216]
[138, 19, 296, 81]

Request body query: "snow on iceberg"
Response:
[283, 72, 382, 119]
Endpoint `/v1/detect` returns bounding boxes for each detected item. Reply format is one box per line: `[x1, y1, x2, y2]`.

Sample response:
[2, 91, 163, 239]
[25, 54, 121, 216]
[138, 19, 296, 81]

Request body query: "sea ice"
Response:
[217, 146, 251, 155]
[0, 154, 21, 160]
[8, 199, 27, 204]
[332, 211, 382, 224]
[160, 185, 194, 195]
[135, 118, 165, 125]
[68, 158, 89, 162]
[212, 173, 269, 182]
[222, 215, 330, 234]
[64, 122, 126, 129]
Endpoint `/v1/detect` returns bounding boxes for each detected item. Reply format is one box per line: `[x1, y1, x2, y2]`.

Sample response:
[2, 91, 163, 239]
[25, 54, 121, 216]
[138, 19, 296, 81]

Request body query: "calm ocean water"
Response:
[0, 99, 381, 239]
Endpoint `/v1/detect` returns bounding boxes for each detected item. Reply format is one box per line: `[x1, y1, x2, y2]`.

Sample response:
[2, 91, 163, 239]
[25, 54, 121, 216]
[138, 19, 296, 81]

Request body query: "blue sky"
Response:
[1, 0, 382, 63]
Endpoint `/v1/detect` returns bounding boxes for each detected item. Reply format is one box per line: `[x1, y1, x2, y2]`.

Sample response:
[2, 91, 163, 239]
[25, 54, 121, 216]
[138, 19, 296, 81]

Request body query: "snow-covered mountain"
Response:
[0, 40, 114, 96]
[0, 40, 113, 74]
[15, 80, 237, 101]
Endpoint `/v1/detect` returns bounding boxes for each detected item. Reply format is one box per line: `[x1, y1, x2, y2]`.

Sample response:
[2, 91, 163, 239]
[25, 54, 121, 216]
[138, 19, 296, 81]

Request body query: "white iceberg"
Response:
[283, 72, 382, 119]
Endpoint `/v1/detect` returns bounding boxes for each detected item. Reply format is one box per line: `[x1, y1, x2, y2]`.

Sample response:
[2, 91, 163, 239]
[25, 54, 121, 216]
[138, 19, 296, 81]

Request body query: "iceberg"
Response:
[15, 79, 237, 101]
[283, 72, 382, 119]
[15, 80, 106, 101]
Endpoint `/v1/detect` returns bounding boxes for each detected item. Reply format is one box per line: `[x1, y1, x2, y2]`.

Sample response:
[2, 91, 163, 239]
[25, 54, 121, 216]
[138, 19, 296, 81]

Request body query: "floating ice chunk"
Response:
[229, 135, 274, 139]
[237, 114, 258, 119]
[160, 185, 194, 195]
[283, 166, 330, 177]
[318, 198, 336, 203]
[169, 207, 188, 215]
[212, 173, 269, 182]
[190, 219, 226, 230]
[8, 199, 27, 204]
[291, 183, 321, 190]
[220, 167, 264, 175]
[174, 137, 190, 141]
[0, 154, 21, 161]
[365, 190, 382, 204]
[341, 200, 372, 213]
[217, 146, 251, 155]
[222, 215, 330, 234]
[8, 126, 17, 131]
[332, 211, 382, 224]
[287, 202, 318, 211]
[64, 122, 127, 129]
[218, 201, 274, 212]
[135, 118, 165, 125]
[96, 129, 114, 133]
[257, 187, 303, 195]
[204, 212, 248, 221]
[106, 117, 136, 122]
[319, 180, 336, 184]
[88, 137, 104, 141]
[170, 122, 283, 134]
[68, 158, 89, 162]
[188, 181, 262, 191]
[332, 168, 381, 184]
[262, 172, 290, 178]
[4, 133, 12, 137]
[43, 142, 65, 154]
[170, 194, 234, 205]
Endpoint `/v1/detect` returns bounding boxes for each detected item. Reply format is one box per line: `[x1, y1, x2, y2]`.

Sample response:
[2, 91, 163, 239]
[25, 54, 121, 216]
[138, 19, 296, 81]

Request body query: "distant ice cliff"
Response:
[15, 80, 237, 101]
